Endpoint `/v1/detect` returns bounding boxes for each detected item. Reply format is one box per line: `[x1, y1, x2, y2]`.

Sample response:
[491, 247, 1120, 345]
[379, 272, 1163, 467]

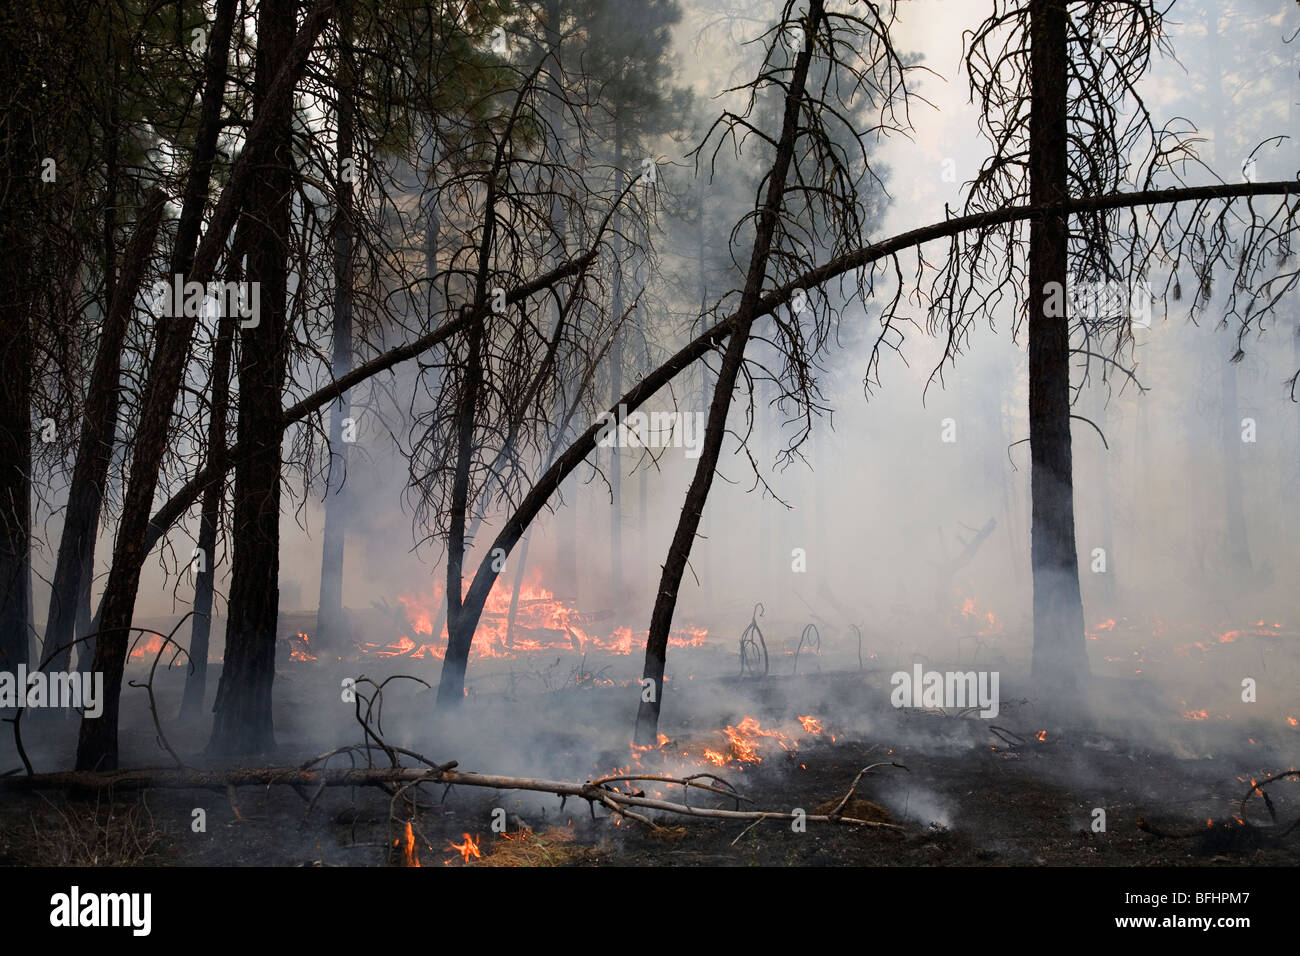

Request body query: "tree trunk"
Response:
[75, 0, 333, 771]
[179, 229, 243, 722]
[633, 0, 825, 744]
[316, 3, 355, 650]
[0, 178, 34, 676]
[0, 2, 44, 674]
[1026, 0, 1088, 693]
[41, 190, 168, 673]
[207, 0, 296, 756]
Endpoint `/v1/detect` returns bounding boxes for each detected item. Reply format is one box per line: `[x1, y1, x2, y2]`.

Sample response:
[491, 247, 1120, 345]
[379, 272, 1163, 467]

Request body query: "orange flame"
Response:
[290, 632, 317, 662]
[129, 634, 164, 662]
[448, 833, 480, 863]
[396, 821, 421, 866]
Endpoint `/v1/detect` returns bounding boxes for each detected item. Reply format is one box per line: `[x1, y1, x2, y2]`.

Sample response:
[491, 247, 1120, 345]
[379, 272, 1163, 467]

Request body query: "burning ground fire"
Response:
[606, 714, 831, 786]
[445, 833, 481, 864]
[292, 570, 707, 663]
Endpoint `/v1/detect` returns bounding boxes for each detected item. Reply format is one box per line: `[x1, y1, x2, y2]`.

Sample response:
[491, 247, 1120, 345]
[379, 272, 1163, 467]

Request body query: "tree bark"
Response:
[1026, 0, 1088, 693]
[207, 0, 296, 756]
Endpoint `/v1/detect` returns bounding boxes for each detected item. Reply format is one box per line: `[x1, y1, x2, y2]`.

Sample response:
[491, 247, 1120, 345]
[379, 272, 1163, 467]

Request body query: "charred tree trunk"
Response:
[633, 0, 824, 744]
[438, 308, 485, 704]
[75, 0, 332, 771]
[41, 190, 168, 673]
[54, 1, 235, 677]
[208, 0, 296, 756]
[0, 120, 35, 674]
[179, 230, 243, 722]
[317, 5, 355, 650]
[1026, 0, 1088, 693]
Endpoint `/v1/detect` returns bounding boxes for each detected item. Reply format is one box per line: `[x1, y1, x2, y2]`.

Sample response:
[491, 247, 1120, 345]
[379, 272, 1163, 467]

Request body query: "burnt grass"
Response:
[1, 656, 1297, 867]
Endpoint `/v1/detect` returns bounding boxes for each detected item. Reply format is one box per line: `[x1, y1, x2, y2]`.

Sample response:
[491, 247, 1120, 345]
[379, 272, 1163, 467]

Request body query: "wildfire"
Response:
[1087, 618, 1116, 640]
[954, 592, 1003, 637]
[1287, 717, 1298, 727]
[1035, 730, 1047, 742]
[348, 571, 707, 662]
[796, 715, 822, 734]
[290, 632, 317, 662]
[396, 821, 421, 867]
[129, 634, 164, 662]
[447, 833, 481, 863]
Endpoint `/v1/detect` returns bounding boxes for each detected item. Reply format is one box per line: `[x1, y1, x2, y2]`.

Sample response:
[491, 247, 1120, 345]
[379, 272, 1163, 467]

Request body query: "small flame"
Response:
[448, 833, 480, 863]
[290, 632, 317, 662]
[396, 821, 421, 867]
[796, 715, 823, 735]
[129, 634, 164, 661]
[1035, 730, 1047, 742]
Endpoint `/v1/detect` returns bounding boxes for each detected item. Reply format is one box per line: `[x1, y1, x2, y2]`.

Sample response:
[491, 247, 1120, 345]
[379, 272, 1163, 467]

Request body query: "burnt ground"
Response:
[2, 646, 1297, 868]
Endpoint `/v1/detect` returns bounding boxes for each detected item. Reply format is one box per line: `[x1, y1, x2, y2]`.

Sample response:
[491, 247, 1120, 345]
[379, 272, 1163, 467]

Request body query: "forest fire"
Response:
[676, 716, 823, 769]
[797, 715, 823, 734]
[300, 569, 708, 664]
[128, 634, 164, 662]
[447, 834, 481, 864]
[953, 593, 1003, 637]
[397, 821, 421, 867]
[9, 0, 1300, 893]
[289, 632, 316, 662]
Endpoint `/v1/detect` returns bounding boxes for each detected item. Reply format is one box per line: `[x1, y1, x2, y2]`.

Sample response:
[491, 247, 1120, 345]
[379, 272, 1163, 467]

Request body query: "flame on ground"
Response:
[129, 634, 164, 662]
[447, 833, 481, 864]
[338, 569, 707, 661]
[396, 821, 421, 867]
[290, 632, 317, 662]
[796, 715, 822, 734]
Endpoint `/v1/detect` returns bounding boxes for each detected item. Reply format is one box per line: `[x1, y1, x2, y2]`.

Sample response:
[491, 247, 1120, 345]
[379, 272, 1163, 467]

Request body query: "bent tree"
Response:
[631, 0, 912, 743]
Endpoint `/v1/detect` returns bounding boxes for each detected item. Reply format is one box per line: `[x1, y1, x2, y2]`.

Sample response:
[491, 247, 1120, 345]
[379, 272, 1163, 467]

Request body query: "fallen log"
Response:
[0, 763, 903, 831]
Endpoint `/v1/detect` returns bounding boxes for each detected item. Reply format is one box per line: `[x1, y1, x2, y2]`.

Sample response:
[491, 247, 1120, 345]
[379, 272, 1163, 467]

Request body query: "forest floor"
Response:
[2, 643, 1297, 867]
